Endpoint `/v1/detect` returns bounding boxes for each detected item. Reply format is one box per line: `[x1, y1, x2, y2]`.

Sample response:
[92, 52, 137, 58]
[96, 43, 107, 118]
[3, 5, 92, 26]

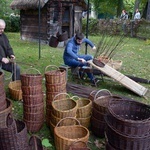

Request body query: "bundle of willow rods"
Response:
[94, 33, 128, 60]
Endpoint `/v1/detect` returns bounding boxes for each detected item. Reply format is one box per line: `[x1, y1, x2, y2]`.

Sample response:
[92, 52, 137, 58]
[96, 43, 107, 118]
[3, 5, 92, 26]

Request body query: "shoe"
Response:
[91, 78, 100, 87]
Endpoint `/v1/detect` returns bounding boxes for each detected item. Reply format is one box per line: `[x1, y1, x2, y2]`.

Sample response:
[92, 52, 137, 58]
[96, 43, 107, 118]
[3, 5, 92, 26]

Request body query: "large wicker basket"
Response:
[54, 117, 89, 150]
[106, 98, 150, 137]
[8, 80, 22, 100]
[105, 120, 150, 150]
[21, 68, 43, 86]
[45, 65, 66, 84]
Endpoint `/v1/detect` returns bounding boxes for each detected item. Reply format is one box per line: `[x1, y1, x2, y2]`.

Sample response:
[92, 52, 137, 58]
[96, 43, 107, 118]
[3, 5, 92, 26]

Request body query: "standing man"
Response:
[63, 32, 98, 85]
[0, 19, 20, 81]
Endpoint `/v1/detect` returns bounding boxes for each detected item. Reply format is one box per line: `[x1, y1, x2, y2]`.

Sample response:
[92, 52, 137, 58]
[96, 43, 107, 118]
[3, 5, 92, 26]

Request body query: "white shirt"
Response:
[134, 12, 141, 20]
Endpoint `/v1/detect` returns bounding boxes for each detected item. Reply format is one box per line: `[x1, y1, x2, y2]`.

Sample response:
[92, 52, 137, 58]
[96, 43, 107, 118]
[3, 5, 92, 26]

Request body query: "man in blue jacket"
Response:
[0, 19, 20, 81]
[63, 32, 98, 85]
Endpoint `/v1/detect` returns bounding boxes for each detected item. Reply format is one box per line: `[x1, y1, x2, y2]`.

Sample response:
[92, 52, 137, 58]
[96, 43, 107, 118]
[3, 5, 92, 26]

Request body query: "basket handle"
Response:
[24, 68, 41, 74]
[53, 92, 70, 101]
[71, 96, 80, 100]
[94, 89, 112, 101]
[45, 65, 59, 73]
[69, 141, 90, 149]
[6, 113, 17, 133]
[29, 135, 43, 150]
[56, 117, 81, 127]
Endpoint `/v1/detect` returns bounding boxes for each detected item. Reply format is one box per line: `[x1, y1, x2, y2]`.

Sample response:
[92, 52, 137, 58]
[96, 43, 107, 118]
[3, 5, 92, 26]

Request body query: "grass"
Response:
[3, 32, 150, 150]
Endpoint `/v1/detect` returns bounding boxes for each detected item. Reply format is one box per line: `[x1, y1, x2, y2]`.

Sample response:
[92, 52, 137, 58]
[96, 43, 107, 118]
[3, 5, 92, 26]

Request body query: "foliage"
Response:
[82, 18, 99, 35]
[2, 15, 20, 32]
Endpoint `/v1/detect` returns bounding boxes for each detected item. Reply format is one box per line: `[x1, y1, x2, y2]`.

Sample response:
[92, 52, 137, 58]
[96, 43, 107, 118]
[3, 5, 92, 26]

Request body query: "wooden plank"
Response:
[88, 60, 149, 97]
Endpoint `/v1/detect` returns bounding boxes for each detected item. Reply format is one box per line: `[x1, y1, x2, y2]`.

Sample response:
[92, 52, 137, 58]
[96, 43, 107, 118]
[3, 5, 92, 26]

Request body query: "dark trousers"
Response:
[0, 62, 20, 81]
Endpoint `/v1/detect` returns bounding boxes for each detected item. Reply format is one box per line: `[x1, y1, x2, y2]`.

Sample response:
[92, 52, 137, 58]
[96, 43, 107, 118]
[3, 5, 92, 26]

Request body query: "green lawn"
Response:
[4, 32, 150, 150]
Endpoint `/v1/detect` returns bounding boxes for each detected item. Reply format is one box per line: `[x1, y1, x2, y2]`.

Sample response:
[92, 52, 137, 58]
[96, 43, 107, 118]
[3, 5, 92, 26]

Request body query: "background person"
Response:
[63, 32, 98, 86]
[134, 9, 141, 20]
[0, 19, 20, 81]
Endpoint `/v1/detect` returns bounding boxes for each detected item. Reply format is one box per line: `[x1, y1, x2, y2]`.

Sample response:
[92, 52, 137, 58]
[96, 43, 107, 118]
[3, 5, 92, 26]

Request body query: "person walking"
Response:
[120, 10, 128, 34]
[0, 19, 20, 81]
[63, 32, 99, 86]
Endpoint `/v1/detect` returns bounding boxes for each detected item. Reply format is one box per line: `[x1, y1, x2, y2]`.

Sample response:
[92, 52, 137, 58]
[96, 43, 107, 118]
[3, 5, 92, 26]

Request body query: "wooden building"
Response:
[10, 0, 87, 44]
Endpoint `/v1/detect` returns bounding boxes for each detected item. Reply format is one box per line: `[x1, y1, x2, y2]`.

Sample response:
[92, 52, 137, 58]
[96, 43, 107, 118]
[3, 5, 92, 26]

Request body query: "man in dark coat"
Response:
[0, 19, 20, 81]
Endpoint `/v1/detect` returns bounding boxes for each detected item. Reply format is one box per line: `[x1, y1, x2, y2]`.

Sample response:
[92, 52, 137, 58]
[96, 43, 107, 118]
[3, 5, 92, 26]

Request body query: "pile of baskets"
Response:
[105, 98, 150, 150]
[90, 89, 122, 138]
[0, 72, 7, 111]
[76, 97, 92, 128]
[21, 68, 44, 133]
[50, 93, 77, 134]
[44, 65, 67, 126]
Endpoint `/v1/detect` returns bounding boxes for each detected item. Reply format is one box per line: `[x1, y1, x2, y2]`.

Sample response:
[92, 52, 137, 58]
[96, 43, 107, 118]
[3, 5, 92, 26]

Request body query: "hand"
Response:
[10, 55, 15, 59]
[2, 58, 9, 64]
[92, 46, 96, 50]
[78, 58, 86, 63]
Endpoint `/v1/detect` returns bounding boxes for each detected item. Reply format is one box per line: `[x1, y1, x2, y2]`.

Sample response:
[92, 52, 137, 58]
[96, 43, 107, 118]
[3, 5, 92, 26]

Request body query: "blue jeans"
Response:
[64, 54, 94, 81]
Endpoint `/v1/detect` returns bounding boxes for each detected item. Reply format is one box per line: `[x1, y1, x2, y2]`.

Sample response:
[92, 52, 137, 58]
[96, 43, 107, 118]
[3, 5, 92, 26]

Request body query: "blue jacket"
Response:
[63, 36, 95, 62]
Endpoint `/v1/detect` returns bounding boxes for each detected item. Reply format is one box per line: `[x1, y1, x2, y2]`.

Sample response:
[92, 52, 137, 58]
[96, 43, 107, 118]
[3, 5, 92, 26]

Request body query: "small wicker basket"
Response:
[76, 98, 92, 118]
[52, 98, 78, 118]
[54, 117, 90, 150]
[8, 80, 22, 100]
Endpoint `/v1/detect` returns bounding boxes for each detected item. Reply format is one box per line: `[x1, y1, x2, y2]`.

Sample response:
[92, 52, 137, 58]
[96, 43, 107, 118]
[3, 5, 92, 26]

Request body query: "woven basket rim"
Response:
[54, 125, 89, 141]
[108, 99, 150, 123]
[0, 98, 12, 114]
[52, 99, 77, 113]
[77, 98, 92, 109]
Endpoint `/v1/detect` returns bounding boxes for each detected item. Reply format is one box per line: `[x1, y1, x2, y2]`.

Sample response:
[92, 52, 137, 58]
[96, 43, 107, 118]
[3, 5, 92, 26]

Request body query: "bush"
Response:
[3, 15, 20, 32]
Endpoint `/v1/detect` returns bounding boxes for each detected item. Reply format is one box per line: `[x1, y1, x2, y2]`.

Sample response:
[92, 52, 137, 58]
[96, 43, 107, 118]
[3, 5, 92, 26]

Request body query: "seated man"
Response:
[63, 32, 98, 85]
[0, 19, 20, 81]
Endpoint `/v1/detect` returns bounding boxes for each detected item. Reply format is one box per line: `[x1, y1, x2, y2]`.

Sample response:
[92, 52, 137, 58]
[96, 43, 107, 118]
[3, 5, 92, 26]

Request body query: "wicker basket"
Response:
[52, 98, 78, 118]
[51, 113, 76, 126]
[21, 85, 43, 95]
[46, 90, 67, 102]
[23, 111, 44, 122]
[29, 135, 43, 150]
[90, 115, 106, 138]
[106, 120, 150, 150]
[69, 141, 91, 150]
[0, 98, 12, 128]
[76, 115, 91, 128]
[0, 92, 7, 111]
[54, 117, 90, 150]
[88, 89, 112, 101]
[107, 60, 122, 70]
[45, 65, 66, 84]
[93, 94, 122, 114]
[23, 102, 44, 114]
[92, 107, 105, 121]
[23, 93, 44, 105]
[106, 98, 150, 137]
[76, 98, 92, 118]
[8, 80, 22, 100]
[24, 119, 44, 133]
[0, 71, 4, 83]
[21, 68, 43, 86]
[45, 82, 66, 92]
[0, 117, 29, 150]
